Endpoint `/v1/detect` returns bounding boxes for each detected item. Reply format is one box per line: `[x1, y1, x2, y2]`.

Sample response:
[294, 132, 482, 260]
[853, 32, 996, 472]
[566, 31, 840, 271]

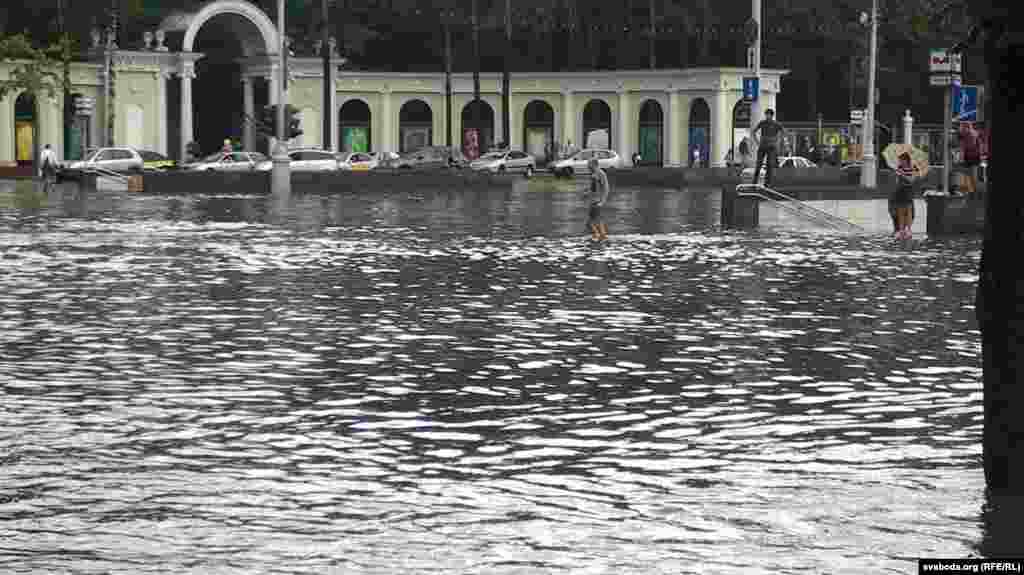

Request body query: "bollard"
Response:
[903, 110, 914, 145]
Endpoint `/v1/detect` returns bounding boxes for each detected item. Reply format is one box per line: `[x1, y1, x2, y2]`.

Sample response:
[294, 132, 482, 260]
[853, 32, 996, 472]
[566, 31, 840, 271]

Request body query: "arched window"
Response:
[522, 100, 554, 163]
[689, 98, 711, 167]
[339, 99, 372, 153]
[582, 99, 612, 150]
[399, 99, 433, 153]
[638, 100, 664, 166]
[461, 99, 494, 160]
[14, 93, 37, 166]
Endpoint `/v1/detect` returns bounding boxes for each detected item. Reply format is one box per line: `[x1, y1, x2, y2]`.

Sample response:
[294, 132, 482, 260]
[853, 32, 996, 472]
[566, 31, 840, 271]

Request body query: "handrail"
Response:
[736, 183, 866, 233]
[82, 166, 130, 183]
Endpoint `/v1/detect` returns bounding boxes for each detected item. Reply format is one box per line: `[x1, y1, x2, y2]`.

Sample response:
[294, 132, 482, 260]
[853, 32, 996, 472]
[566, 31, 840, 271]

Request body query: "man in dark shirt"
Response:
[752, 109, 785, 186]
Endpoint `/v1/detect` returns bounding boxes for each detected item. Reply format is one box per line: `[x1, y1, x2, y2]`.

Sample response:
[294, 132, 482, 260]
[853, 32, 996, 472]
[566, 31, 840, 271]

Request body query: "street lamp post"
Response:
[749, 0, 761, 141]
[859, 0, 879, 189]
[272, 0, 290, 192]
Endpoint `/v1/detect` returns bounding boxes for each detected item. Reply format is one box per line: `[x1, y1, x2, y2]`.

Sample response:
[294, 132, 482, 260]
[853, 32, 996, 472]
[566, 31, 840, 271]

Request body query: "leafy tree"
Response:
[0, 33, 73, 167]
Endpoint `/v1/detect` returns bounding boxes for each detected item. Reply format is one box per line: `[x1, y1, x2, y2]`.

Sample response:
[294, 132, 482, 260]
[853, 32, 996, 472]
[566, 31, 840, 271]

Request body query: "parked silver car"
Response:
[62, 147, 144, 177]
[256, 148, 338, 172]
[469, 150, 536, 177]
[549, 149, 621, 178]
[187, 151, 267, 172]
[392, 146, 456, 170]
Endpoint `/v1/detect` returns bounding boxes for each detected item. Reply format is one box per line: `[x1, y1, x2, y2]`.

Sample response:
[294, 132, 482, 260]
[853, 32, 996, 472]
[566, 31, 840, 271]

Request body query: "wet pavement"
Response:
[0, 180, 991, 573]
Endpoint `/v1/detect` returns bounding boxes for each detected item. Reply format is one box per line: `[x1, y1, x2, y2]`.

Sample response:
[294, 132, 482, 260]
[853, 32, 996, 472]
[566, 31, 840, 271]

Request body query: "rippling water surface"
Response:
[0, 181, 989, 573]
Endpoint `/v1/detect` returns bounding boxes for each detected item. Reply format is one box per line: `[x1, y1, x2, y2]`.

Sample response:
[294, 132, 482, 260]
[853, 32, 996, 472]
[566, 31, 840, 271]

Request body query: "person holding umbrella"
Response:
[882, 143, 929, 240]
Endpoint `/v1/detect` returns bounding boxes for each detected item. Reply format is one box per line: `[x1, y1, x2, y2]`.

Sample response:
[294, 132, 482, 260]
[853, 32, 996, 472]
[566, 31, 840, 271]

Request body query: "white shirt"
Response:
[39, 148, 57, 173]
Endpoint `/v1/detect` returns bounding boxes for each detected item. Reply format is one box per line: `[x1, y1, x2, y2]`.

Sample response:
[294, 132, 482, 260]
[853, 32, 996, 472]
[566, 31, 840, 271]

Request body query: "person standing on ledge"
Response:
[752, 108, 785, 187]
[585, 158, 610, 242]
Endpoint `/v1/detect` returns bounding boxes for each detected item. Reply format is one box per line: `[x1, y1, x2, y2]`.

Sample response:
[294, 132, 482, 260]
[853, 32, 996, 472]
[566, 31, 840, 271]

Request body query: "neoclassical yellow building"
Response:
[1, 0, 787, 169]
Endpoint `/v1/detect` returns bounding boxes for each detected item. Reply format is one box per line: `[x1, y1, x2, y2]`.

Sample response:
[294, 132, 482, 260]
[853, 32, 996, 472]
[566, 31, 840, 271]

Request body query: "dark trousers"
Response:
[754, 145, 778, 186]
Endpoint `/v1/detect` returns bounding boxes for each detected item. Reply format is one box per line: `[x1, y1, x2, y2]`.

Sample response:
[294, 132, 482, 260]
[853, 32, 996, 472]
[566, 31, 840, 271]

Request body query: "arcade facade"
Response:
[0, 0, 787, 169]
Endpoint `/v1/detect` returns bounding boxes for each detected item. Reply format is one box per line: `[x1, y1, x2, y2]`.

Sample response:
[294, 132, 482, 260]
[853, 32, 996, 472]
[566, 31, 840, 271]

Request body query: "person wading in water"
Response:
[586, 158, 610, 242]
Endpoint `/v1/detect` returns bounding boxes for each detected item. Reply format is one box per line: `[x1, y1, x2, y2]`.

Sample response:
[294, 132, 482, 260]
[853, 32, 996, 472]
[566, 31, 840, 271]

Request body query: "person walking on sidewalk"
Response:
[752, 109, 785, 186]
[39, 144, 58, 193]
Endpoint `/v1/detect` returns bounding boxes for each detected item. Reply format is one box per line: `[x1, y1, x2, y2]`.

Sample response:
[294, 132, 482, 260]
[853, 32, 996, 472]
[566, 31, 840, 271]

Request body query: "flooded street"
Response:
[0, 181, 988, 573]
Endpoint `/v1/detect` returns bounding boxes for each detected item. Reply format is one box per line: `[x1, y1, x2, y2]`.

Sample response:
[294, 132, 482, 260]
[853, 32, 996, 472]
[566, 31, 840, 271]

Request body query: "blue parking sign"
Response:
[952, 84, 979, 122]
[743, 77, 759, 102]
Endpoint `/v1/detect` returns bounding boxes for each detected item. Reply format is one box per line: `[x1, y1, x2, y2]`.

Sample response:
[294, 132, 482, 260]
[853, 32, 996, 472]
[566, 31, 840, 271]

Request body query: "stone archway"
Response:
[165, 1, 280, 158]
[182, 1, 278, 55]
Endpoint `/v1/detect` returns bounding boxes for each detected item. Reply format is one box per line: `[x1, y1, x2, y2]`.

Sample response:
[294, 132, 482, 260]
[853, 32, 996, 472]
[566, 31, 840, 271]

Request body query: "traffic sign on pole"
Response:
[743, 77, 759, 101]
[952, 84, 981, 122]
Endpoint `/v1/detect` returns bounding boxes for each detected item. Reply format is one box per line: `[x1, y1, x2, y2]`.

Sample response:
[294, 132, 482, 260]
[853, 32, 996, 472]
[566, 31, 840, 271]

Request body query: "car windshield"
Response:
[479, 152, 505, 161]
[571, 151, 591, 160]
[250, 153, 269, 163]
[138, 151, 166, 161]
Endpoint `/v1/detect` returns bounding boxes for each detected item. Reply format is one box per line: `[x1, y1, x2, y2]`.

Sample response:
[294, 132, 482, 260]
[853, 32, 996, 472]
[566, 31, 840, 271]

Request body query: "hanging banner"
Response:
[463, 128, 480, 160]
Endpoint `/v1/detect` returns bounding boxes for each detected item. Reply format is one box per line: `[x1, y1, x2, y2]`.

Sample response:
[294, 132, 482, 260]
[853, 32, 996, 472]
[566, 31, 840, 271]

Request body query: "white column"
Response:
[903, 109, 913, 145]
[329, 65, 338, 152]
[711, 90, 731, 168]
[157, 71, 168, 155]
[618, 90, 630, 164]
[242, 75, 254, 152]
[667, 90, 680, 167]
[561, 90, 575, 150]
[180, 61, 195, 161]
[381, 89, 392, 154]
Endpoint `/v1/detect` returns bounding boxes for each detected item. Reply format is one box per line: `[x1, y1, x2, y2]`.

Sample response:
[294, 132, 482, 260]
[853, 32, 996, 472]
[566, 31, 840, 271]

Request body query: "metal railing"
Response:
[81, 166, 130, 183]
[736, 183, 866, 233]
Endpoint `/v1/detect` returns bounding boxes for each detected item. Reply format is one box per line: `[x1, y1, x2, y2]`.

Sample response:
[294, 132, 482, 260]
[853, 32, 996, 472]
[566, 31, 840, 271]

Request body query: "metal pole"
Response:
[472, 0, 481, 153]
[502, 0, 510, 148]
[649, 0, 656, 69]
[859, 0, 878, 189]
[322, 0, 331, 150]
[749, 0, 761, 138]
[942, 66, 952, 195]
[445, 18, 452, 149]
[272, 0, 291, 192]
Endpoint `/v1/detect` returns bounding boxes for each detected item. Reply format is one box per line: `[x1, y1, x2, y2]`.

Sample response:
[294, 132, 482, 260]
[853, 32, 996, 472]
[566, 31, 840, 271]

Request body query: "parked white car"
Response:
[337, 151, 378, 171]
[742, 155, 817, 182]
[62, 147, 144, 176]
[549, 149, 621, 178]
[469, 150, 536, 176]
[255, 148, 339, 172]
[187, 151, 267, 172]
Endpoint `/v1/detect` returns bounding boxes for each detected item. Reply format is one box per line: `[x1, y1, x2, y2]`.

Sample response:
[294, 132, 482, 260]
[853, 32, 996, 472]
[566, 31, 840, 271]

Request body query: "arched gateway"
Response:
[160, 0, 281, 159]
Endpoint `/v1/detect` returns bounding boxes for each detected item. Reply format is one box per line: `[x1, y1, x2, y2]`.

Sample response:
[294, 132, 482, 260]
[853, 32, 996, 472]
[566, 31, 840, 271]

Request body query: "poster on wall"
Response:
[342, 127, 369, 153]
[463, 128, 480, 160]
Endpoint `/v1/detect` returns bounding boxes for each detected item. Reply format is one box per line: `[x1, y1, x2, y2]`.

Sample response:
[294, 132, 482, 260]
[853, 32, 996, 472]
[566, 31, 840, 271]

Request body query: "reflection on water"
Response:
[0, 180, 987, 573]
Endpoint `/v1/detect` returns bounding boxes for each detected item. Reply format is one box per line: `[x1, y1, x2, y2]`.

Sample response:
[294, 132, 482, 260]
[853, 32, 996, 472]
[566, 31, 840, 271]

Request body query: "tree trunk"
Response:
[977, 21, 1024, 494]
